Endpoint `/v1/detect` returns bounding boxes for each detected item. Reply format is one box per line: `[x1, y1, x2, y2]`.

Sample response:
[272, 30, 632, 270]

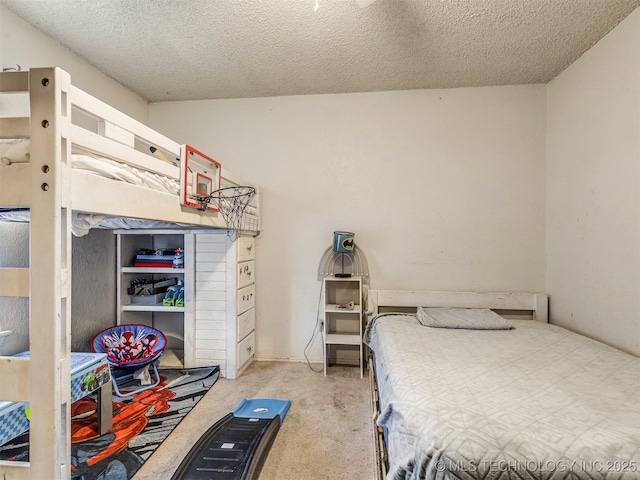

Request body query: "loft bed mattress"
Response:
[364, 314, 640, 480]
[1, 139, 179, 195]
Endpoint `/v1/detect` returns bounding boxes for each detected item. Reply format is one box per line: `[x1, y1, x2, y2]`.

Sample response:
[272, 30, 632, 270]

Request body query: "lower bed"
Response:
[0, 352, 112, 447]
[364, 313, 640, 480]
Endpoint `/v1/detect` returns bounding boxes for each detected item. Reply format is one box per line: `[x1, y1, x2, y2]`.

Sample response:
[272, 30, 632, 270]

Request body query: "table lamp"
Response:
[333, 231, 355, 277]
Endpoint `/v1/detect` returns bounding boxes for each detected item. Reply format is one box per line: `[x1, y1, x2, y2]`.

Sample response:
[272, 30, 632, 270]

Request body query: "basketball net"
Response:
[210, 186, 256, 241]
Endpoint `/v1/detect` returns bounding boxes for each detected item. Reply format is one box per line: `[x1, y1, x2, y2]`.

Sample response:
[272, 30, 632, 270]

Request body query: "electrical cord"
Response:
[303, 279, 324, 373]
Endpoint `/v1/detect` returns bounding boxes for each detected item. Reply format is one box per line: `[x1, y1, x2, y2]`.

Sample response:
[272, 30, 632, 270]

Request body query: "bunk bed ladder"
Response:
[0, 67, 73, 479]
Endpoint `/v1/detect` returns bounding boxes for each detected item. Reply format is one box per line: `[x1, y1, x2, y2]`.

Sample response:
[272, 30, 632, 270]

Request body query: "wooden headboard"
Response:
[367, 290, 548, 323]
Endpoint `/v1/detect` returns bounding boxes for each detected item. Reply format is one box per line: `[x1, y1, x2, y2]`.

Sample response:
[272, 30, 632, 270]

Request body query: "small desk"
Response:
[0, 352, 112, 446]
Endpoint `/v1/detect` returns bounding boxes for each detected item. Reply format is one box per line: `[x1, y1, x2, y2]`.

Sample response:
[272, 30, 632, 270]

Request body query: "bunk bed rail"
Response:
[0, 67, 261, 230]
[0, 67, 73, 480]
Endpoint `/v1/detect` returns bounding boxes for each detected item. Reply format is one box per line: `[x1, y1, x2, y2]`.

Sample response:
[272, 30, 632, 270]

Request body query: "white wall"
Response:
[149, 86, 547, 362]
[0, 5, 148, 122]
[547, 8, 640, 356]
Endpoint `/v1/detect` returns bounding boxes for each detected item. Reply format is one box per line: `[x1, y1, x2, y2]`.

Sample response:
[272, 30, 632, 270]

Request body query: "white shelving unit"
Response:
[116, 229, 195, 369]
[323, 275, 364, 377]
[116, 230, 259, 376]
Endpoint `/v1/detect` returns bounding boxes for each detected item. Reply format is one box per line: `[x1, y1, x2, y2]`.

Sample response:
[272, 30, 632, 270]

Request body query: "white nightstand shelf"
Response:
[322, 275, 364, 377]
[325, 333, 362, 345]
[325, 305, 363, 314]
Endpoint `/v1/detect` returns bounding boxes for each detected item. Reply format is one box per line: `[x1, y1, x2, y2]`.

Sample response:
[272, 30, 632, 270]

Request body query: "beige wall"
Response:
[0, 5, 148, 122]
[547, 8, 640, 355]
[149, 85, 547, 362]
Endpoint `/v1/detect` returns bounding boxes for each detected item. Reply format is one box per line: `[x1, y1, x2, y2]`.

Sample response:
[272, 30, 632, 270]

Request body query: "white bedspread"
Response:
[1, 139, 179, 195]
[0, 139, 185, 236]
[364, 314, 640, 480]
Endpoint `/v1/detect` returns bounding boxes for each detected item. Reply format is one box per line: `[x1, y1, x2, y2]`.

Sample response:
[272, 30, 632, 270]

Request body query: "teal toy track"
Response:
[171, 398, 291, 480]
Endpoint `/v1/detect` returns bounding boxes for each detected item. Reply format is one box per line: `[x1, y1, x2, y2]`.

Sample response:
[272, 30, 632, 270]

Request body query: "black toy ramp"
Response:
[172, 398, 291, 480]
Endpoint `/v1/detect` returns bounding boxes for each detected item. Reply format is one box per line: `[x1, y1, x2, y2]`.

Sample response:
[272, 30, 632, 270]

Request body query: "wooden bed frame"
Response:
[0, 67, 260, 479]
[365, 290, 549, 480]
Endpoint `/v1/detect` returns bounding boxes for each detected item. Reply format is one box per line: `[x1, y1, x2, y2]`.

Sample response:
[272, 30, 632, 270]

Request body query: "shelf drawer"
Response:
[237, 284, 255, 314]
[237, 260, 255, 289]
[237, 237, 255, 262]
[237, 331, 255, 368]
[237, 308, 255, 341]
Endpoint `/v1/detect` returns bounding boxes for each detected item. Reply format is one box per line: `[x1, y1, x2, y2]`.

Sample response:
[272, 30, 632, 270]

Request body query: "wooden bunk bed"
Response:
[0, 67, 260, 479]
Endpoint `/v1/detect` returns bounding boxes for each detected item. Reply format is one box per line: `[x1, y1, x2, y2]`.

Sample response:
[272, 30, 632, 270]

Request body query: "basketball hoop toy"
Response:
[207, 186, 256, 241]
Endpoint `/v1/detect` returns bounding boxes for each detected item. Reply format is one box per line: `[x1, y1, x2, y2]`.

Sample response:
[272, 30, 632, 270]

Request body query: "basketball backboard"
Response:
[180, 145, 222, 212]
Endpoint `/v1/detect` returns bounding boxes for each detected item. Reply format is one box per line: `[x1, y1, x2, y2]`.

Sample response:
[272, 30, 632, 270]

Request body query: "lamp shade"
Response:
[333, 231, 355, 253]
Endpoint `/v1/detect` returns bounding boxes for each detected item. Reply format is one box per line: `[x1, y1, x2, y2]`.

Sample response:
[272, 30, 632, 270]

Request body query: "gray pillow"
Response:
[416, 307, 513, 330]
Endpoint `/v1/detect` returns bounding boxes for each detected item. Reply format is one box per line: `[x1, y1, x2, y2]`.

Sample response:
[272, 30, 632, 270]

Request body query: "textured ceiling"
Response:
[2, 0, 639, 102]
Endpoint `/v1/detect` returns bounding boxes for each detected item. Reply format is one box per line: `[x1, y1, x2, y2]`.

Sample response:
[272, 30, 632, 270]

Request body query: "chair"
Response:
[91, 324, 167, 397]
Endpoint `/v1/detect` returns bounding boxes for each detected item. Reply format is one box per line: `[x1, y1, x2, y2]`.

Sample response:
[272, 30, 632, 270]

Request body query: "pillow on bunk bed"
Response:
[416, 307, 514, 330]
[1, 139, 30, 165]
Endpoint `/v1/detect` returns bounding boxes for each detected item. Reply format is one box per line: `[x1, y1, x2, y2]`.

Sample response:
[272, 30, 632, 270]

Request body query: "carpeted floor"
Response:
[133, 361, 376, 480]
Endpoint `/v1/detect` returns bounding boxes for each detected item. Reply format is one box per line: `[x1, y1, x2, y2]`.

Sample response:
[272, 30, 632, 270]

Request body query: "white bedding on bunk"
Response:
[0, 139, 186, 236]
[0, 209, 199, 237]
[1, 139, 179, 195]
[364, 313, 640, 480]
